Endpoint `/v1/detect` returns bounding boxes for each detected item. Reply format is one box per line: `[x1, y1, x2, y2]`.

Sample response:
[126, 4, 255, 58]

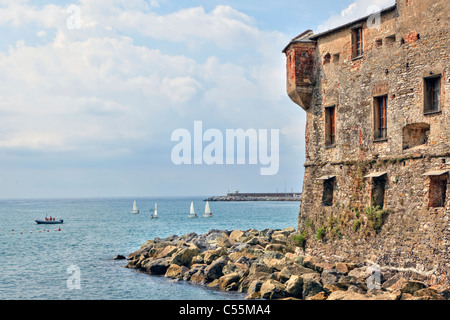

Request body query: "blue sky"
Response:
[0, 0, 395, 198]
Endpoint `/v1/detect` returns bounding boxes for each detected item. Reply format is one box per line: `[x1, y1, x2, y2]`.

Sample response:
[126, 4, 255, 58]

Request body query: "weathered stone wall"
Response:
[284, 0, 450, 284]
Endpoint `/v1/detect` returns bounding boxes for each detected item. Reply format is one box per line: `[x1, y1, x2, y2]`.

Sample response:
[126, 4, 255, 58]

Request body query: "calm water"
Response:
[0, 197, 299, 300]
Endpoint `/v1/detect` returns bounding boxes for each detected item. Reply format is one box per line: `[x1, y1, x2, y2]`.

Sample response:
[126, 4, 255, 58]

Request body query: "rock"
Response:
[229, 230, 245, 243]
[203, 249, 221, 265]
[218, 272, 241, 290]
[245, 292, 261, 299]
[307, 291, 328, 300]
[146, 258, 171, 275]
[260, 279, 287, 300]
[235, 255, 253, 267]
[249, 262, 274, 275]
[400, 280, 427, 295]
[347, 266, 368, 281]
[321, 269, 343, 285]
[302, 256, 332, 273]
[278, 262, 317, 283]
[382, 273, 403, 290]
[205, 256, 229, 281]
[247, 280, 264, 295]
[165, 264, 189, 279]
[190, 269, 208, 285]
[327, 290, 369, 300]
[113, 255, 126, 260]
[156, 245, 178, 259]
[171, 245, 200, 267]
[335, 275, 367, 293]
[265, 243, 288, 253]
[413, 288, 445, 300]
[222, 262, 249, 278]
[301, 273, 324, 299]
[181, 232, 198, 243]
[239, 272, 271, 293]
[184, 263, 206, 281]
[334, 262, 350, 274]
[285, 275, 303, 298]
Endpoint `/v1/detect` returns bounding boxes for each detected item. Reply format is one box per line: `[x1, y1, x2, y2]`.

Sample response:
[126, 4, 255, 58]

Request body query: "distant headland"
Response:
[204, 192, 301, 202]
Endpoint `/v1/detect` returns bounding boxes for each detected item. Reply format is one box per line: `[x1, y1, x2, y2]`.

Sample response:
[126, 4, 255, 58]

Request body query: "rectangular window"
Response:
[374, 95, 388, 140]
[325, 106, 336, 146]
[372, 175, 387, 209]
[428, 174, 447, 208]
[352, 27, 363, 58]
[424, 76, 441, 113]
[322, 177, 335, 206]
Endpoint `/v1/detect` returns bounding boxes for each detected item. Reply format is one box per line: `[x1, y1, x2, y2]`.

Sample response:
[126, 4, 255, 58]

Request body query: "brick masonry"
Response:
[283, 0, 450, 284]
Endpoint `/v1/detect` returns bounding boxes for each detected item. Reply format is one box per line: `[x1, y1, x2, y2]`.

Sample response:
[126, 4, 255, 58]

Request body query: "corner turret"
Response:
[282, 30, 316, 111]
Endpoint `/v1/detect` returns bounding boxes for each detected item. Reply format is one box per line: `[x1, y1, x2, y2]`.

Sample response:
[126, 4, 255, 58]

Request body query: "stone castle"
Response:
[283, 0, 449, 283]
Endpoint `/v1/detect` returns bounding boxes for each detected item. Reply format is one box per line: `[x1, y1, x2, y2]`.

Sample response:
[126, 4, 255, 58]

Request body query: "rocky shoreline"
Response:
[123, 227, 450, 300]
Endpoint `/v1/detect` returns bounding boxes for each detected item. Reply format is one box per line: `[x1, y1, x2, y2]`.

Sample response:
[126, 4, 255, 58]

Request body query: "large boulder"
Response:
[145, 258, 171, 275]
[285, 275, 303, 298]
[205, 256, 229, 281]
[171, 245, 200, 267]
[165, 264, 189, 279]
[327, 290, 369, 300]
[301, 273, 324, 299]
[218, 272, 242, 291]
[260, 279, 287, 300]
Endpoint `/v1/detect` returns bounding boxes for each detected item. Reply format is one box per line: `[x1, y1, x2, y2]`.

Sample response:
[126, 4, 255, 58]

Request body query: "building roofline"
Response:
[310, 4, 397, 40]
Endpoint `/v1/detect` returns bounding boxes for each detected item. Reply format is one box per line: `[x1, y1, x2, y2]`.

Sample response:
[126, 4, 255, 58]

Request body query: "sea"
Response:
[0, 197, 300, 300]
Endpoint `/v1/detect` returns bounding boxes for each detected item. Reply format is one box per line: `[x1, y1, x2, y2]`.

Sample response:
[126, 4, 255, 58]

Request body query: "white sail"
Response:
[188, 201, 198, 218]
[154, 203, 158, 216]
[203, 201, 212, 217]
[131, 200, 139, 214]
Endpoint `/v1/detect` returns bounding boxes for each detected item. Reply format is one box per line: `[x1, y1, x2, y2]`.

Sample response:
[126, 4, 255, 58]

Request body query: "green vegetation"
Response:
[292, 231, 308, 250]
[315, 226, 326, 241]
[352, 219, 361, 232]
[365, 205, 389, 232]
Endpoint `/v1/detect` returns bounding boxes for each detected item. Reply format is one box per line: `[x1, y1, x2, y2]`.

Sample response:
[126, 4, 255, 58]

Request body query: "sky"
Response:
[0, 0, 395, 199]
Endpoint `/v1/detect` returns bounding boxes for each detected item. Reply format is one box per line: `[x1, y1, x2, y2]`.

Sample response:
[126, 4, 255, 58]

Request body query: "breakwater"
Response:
[205, 193, 301, 202]
[124, 228, 449, 300]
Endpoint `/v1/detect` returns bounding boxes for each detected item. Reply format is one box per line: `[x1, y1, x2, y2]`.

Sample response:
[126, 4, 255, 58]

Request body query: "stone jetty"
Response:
[124, 227, 449, 300]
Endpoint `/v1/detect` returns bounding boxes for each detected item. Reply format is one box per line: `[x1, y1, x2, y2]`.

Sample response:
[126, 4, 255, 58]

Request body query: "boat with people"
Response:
[35, 216, 63, 224]
[203, 201, 213, 218]
[188, 201, 198, 218]
[131, 200, 139, 214]
[151, 203, 158, 219]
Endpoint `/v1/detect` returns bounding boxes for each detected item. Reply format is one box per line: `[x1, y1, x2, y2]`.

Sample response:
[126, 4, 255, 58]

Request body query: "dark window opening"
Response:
[322, 178, 335, 206]
[323, 53, 331, 65]
[352, 27, 364, 58]
[374, 95, 388, 140]
[372, 175, 387, 209]
[325, 106, 336, 146]
[424, 76, 441, 113]
[428, 175, 447, 208]
[332, 53, 340, 63]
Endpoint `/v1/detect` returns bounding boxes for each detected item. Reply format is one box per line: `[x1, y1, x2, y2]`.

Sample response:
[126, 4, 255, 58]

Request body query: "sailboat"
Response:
[131, 200, 139, 214]
[151, 203, 158, 219]
[203, 201, 213, 218]
[188, 201, 198, 218]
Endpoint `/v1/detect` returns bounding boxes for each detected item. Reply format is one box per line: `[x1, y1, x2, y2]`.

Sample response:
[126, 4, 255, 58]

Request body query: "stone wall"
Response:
[284, 0, 450, 283]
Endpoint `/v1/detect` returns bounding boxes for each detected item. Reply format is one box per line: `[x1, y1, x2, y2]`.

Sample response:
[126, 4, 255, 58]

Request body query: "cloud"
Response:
[316, 0, 396, 33]
[0, 1, 302, 197]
